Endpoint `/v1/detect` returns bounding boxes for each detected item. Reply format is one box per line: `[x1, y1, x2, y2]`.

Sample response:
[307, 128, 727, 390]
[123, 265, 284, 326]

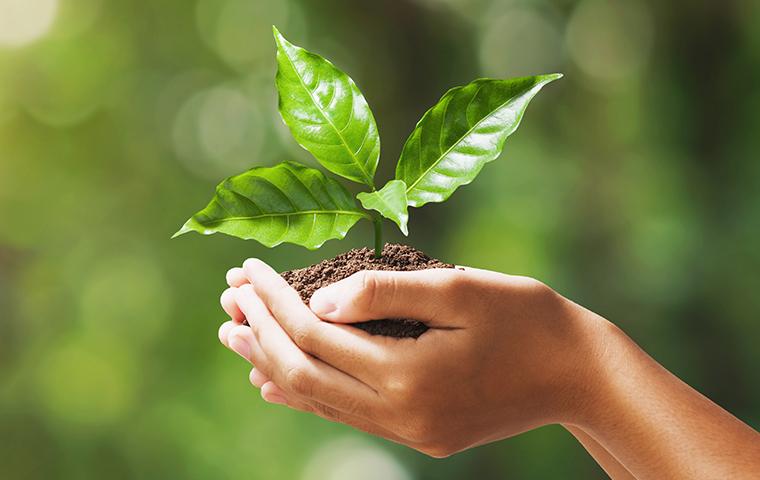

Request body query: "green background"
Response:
[1, 0, 759, 478]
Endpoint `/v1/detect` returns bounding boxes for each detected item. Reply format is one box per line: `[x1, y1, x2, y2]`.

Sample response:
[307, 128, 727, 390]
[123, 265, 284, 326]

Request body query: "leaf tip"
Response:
[272, 25, 288, 48]
[171, 223, 191, 239]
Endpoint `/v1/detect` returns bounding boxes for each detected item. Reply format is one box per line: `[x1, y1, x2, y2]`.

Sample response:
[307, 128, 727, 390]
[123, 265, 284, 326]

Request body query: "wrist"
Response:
[563, 312, 639, 431]
[551, 302, 635, 429]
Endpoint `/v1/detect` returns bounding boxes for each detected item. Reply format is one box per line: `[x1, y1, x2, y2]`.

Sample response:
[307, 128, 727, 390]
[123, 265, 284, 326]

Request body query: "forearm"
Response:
[574, 320, 760, 480]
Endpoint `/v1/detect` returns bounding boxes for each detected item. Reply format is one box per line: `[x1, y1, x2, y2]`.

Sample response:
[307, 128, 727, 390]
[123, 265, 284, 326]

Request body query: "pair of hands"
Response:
[217, 259, 607, 458]
[217, 259, 760, 479]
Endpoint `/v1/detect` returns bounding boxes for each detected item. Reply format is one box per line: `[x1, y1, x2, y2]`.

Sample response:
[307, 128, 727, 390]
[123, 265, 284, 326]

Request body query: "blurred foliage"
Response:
[1, 0, 759, 478]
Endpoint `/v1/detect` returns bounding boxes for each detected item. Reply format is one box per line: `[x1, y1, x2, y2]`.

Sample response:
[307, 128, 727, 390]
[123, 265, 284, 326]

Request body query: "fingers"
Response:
[249, 371, 413, 446]
[226, 267, 248, 287]
[249, 368, 269, 388]
[220, 288, 245, 322]
[228, 327, 253, 361]
[233, 283, 380, 419]
[218, 320, 237, 348]
[260, 381, 289, 405]
[224, 319, 401, 443]
[226, 323, 269, 367]
[308, 268, 466, 326]
[240, 259, 386, 381]
[221, 261, 425, 448]
[219, 272, 409, 446]
[248, 370, 289, 404]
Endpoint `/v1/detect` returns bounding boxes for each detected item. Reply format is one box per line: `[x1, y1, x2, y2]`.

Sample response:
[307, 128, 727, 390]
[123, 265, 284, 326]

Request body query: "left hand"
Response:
[218, 262, 417, 448]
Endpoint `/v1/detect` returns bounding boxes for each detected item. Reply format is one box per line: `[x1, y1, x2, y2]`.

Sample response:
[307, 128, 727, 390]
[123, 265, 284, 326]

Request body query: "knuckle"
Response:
[357, 270, 396, 313]
[531, 278, 558, 300]
[383, 375, 410, 400]
[284, 364, 313, 396]
[357, 271, 379, 310]
[290, 324, 314, 350]
[518, 276, 561, 306]
[439, 268, 471, 295]
[389, 371, 423, 401]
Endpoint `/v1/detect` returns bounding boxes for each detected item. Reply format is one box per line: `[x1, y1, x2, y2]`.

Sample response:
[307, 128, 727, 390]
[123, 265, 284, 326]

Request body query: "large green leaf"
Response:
[357, 180, 409, 235]
[172, 161, 369, 249]
[396, 74, 562, 207]
[274, 27, 379, 187]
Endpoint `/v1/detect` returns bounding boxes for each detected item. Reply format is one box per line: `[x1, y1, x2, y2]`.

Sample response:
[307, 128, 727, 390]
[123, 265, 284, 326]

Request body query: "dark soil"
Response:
[281, 243, 454, 338]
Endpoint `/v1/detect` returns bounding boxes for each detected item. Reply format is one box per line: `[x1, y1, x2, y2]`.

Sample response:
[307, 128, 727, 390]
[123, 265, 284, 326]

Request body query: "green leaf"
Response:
[396, 74, 562, 207]
[172, 161, 369, 250]
[357, 180, 409, 235]
[273, 26, 379, 187]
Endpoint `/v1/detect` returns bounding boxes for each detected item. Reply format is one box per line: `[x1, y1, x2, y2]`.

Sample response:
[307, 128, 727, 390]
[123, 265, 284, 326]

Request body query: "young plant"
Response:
[173, 27, 562, 257]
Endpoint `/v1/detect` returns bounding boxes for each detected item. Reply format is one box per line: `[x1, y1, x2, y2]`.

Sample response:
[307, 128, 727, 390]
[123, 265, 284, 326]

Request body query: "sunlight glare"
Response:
[0, 0, 58, 48]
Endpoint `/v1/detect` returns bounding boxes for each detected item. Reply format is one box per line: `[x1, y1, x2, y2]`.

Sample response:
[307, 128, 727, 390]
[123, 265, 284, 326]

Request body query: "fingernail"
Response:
[229, 335, 251, 360]
[309, 289, 337, 316]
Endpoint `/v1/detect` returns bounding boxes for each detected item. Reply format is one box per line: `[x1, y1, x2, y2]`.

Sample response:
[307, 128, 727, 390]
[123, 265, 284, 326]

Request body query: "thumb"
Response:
[308, 268, 463, 325]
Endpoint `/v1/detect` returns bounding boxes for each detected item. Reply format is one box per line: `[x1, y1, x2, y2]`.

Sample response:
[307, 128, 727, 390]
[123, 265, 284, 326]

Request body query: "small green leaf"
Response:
[172, 161, 369, 250]
[273, 26, 380, 187]
[357, 180, 409, 235]
[396, 74, 562, 207]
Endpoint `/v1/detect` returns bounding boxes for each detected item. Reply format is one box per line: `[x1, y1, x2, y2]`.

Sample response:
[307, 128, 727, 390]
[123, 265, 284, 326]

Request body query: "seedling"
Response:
[173, 27, 562, 257]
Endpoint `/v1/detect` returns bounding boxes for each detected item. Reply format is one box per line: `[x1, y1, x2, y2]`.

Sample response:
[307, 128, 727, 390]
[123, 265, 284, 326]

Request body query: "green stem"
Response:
[372, 213, 383, 258]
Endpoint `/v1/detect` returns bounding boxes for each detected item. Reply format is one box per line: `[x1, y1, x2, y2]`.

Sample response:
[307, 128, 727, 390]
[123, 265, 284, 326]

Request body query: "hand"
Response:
[218, 260, 606, 457]
[218, 260, 760, 478]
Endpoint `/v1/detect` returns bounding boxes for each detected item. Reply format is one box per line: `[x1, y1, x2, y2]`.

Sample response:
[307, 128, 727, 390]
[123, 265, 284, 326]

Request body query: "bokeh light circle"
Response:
[0, 0, 58, 48]
[198, 88, 255, 161]
[195, 0, 291, 70]
[48, 0, 102, 40]
[34, 334, 136, 428]
[19, 32, 133, 126]
[479, 6, 563, 77]
[79, 254, 172, 344]
[172, 84, 264, 179]
[301, 436, 411, 480]
[566, 0, 654, 83]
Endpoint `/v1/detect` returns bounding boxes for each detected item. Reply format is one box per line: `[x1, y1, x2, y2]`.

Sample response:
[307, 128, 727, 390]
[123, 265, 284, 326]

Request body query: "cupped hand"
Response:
[217, 259, 609, 457]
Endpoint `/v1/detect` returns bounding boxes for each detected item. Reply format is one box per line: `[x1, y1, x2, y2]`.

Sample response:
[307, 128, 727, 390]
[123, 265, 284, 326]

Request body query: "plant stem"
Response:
[372, 212, 383, 258]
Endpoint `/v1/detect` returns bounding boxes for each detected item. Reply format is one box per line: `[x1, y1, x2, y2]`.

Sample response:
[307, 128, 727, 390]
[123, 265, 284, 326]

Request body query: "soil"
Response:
[281, 243, 454, 338]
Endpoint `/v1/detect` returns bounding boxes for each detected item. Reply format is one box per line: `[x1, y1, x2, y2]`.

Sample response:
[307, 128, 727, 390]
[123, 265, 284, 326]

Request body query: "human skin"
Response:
[218, 260, 760, 479]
